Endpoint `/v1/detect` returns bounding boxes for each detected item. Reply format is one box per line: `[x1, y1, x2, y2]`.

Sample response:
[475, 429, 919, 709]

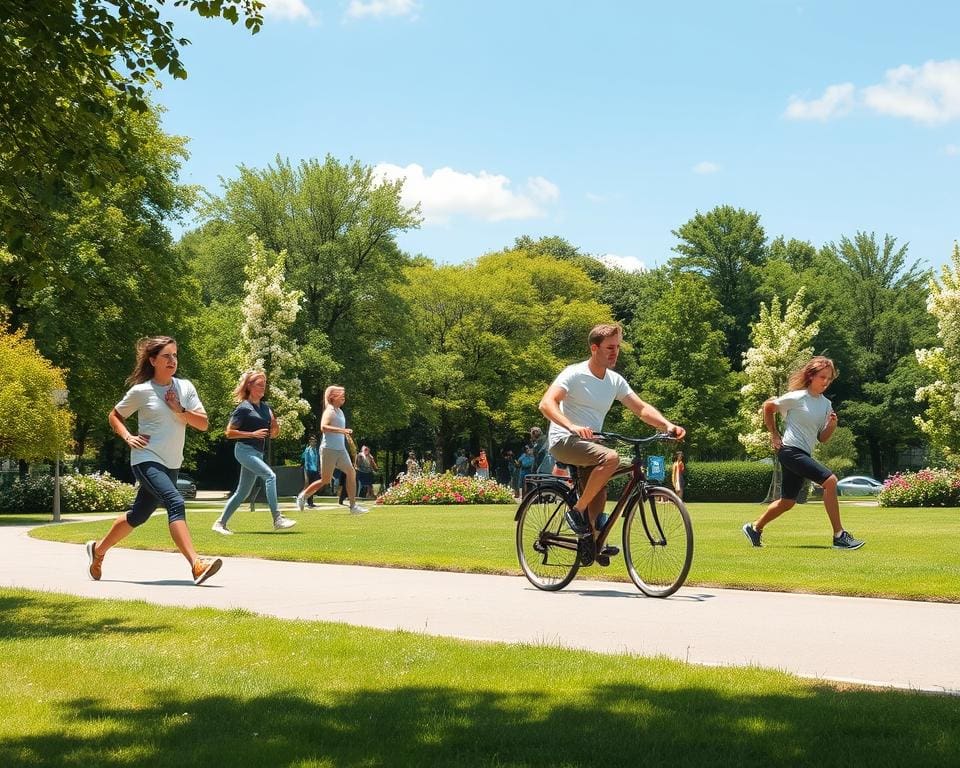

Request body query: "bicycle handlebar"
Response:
[594, 431, 679, 447]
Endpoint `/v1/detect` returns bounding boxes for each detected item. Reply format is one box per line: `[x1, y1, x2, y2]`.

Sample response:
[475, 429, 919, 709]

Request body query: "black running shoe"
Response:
[564, 508, 589, 535]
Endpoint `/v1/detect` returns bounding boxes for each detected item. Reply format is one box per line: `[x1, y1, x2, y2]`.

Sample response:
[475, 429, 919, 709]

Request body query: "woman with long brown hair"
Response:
[743, 356, 864, 550]
[86, 336, 222, 585]
[212, 370, 296, 535]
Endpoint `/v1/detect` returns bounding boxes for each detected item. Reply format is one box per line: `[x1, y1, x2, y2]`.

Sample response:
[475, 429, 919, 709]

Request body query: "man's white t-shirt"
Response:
[772, 388, 832, 455]
[114, 378, 204, 469]
[547, 361, 634, 448]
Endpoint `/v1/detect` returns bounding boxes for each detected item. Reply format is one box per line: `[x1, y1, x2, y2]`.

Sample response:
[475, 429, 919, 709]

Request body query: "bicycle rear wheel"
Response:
[622, 485, 693, 597]
[516, 486, 581, 591]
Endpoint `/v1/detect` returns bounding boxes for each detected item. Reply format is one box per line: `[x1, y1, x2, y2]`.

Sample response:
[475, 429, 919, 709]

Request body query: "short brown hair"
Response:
[588, 323, 623, 347]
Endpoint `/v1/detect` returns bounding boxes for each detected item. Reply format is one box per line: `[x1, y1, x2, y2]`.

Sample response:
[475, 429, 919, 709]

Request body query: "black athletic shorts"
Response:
[777, 445, 832, 501]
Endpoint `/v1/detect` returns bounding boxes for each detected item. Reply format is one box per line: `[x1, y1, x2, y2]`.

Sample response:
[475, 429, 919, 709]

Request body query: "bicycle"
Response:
[514, 432, 693, 597]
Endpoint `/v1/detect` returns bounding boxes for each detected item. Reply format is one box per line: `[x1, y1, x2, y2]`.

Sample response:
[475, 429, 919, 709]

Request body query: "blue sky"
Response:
[155, 1, 960, 273]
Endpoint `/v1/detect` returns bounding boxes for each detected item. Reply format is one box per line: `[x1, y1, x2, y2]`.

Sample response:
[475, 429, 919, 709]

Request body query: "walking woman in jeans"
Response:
[86, 336, 222, 585]
[212, 371, 297, 534]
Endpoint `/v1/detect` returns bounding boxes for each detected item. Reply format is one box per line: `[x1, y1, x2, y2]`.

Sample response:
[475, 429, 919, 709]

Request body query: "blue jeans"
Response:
[128, 462, 184, 527]
[220, 442, 279, 524]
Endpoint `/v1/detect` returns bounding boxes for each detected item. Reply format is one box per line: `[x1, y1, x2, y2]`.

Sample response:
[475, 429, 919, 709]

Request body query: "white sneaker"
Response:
[295, 493, 306, 512]
[211, 520, 233, 536]
[349, 503, 368, 515]
[274, 516, 297, 530]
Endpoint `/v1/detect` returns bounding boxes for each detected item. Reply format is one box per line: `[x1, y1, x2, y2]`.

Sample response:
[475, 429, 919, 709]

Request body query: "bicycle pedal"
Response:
[578, 537, 596, 567]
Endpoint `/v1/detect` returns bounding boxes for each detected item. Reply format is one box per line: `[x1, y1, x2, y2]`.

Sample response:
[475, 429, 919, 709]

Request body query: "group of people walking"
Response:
[86, 323, 864, 588]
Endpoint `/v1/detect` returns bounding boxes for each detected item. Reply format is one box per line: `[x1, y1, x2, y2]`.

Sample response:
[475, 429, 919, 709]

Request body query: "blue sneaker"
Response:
[596, 512, 610, 530]
[833, 530, 865, 550]
[742, 523, 763, 547]
[564, 507, 589, 535]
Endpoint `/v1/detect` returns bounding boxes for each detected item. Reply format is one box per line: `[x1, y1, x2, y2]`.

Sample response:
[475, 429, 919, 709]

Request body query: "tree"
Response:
[1, 1, 263, 262]
[236, 236, 310, 444]
[625, 273, 739, 456]
[399, 251, 612, 466]
[819, 232, 934, 476]
[915, 243, 960, 466]
[671, 205, 768, 370]
[0, 320, 73, 462]
[0, 105, 198, 462]
[738, 289, 819, 458]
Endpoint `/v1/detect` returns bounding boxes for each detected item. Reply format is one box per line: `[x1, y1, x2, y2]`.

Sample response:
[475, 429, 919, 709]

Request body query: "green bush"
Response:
[0, 471, 135, 515]
[878, 468, 960, 507]
[684, 461, 773, 503]
[378, 472, 514, 505]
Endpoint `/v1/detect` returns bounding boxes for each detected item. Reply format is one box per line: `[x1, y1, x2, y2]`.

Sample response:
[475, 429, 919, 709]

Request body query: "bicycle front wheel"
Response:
[623, 485, 693, 597]
[516, 486, 581, 591]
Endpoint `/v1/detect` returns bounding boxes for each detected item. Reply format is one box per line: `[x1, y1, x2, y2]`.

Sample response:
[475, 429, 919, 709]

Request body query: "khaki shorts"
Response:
[549, 435, 617, 488]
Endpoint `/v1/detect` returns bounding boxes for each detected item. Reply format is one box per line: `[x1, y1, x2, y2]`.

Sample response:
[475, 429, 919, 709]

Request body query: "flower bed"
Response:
[377, 473, 515, 505]
[878, 468, 960, 507]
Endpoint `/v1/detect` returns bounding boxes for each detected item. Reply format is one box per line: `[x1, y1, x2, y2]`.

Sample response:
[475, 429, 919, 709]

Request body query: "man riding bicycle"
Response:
[538, 323, 685, 565]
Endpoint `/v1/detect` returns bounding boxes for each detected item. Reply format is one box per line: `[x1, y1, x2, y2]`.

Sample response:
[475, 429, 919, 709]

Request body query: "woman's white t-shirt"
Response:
[321, 407, 347, 451]
[114, 378, 203, 469]
[772, 388, 832, 455]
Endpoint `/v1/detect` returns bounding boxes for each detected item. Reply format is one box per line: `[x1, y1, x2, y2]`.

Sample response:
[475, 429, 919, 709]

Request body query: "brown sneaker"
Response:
[85, 540, 104, 581]
[192, 556, 222, 586]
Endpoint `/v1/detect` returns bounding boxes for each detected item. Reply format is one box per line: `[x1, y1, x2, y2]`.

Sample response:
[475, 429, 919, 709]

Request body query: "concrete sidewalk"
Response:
[2, 521, 957, 695]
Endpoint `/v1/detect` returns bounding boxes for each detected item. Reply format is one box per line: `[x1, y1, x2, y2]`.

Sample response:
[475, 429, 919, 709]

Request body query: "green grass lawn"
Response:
[1, 588, 957, 767]
[27, 499, 960, 601]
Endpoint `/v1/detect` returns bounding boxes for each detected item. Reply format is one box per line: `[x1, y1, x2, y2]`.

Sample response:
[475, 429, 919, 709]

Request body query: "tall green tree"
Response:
[1, 1, 263, 264]
[625, 273, 738, 456]
[399, 251, 611, 466]
[671, 205, 768, 370]
[0, 106, 197, 461]
[915, 243, 960, 467]
[819, 232, 934, 477]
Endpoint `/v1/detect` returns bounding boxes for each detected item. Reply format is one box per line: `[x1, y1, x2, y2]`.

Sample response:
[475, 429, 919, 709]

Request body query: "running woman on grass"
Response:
[742, 356, 865, 550]
[86, 336, 222, 585]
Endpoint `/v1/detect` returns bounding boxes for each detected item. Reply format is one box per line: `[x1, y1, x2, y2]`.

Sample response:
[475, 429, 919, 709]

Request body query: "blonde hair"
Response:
[233, 370, 266, 403]
[788, 356, 837, 391]
[324, 385, 345, 406]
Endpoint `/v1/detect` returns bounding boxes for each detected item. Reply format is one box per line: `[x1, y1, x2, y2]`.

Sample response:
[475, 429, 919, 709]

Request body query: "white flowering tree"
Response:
[915, 243, 960, 467]
[237, 235, 310, 445]
[738, 289, 819, 500]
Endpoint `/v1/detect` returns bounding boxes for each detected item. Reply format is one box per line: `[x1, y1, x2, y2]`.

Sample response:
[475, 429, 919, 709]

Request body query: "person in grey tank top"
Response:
[296, 385, 368, 514]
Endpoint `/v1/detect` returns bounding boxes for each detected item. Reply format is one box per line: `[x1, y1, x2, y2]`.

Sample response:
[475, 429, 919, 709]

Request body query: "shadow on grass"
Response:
[0, 593, 170, 640]
[2, 680, 958, 767]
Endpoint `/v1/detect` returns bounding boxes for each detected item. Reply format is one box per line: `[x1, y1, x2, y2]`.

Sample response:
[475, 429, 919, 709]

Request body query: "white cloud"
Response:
[785, 83, 856, 121]
[693, 160, 720, 175]
[346, 0, 419, 20]
[599, 253, 646, 273]
[862, 60, 960, 124]
[374, 163, 559, 224]
[785, 60, 960, 124]
[262, 0, 315, 22]
[947, 144, 960, 156]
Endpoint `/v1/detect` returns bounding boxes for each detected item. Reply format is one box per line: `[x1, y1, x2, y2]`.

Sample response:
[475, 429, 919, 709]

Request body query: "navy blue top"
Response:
[229, 400, 273, 452]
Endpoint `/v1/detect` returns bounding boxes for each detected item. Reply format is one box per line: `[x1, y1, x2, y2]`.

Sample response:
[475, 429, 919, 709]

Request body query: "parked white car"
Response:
[836, 475, 883, 496]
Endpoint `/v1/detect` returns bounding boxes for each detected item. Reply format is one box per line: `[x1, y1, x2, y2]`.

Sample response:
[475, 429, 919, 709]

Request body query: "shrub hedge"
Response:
[683, 461, 773, 503]
[0, 472, 135, 515]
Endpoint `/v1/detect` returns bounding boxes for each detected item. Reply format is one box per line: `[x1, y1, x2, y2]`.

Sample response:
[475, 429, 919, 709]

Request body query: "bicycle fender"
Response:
[514, 483, 574, 520]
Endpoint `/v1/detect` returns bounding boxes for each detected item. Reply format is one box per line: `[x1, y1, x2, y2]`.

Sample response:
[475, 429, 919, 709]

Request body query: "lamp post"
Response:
[51, 388, 69, 522]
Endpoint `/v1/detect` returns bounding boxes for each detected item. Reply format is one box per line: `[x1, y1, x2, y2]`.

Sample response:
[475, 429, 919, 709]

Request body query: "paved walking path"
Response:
[2, 520, 957, 695]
